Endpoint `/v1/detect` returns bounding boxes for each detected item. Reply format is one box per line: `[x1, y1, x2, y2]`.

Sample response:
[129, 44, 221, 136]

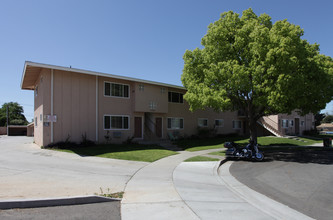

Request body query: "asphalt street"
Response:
[230, 150, 333, 220]
[0, 201, 120, 220]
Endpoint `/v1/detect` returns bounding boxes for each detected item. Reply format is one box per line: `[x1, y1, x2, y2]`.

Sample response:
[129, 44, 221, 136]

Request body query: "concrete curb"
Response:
[0, 195, 120, 210]
[217, 161, 314, 220]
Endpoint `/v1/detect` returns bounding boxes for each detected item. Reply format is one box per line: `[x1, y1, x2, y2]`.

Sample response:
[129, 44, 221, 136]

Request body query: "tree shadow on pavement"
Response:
[262, 147, 333, 165]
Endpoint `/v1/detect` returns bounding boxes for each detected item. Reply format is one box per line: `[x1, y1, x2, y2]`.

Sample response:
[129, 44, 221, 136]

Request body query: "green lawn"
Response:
[235, 136, 321, 146]
[176, 135, 244, 151]
[176, 136, 322, 152]
[209, 151, 226, 157]
[184, 156, 220, 162]
[51, 144, 178, 162]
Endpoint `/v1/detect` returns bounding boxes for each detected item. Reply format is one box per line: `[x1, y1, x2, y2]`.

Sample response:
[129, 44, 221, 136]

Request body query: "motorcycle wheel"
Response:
[255, 152, 264, 161]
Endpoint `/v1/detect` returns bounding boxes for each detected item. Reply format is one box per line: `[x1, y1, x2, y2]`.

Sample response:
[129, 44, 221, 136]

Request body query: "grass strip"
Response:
[184, 156, 220, 162]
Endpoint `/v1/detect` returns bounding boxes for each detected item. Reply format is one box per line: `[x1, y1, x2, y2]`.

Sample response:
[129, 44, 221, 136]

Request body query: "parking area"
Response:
[230, 150, 333, 220]
[0, 136, 147, 200]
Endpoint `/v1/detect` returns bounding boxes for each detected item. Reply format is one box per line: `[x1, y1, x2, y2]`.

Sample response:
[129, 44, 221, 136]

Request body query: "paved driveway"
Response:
[230, 150, 333, 220]
[0, 136, 147, 200]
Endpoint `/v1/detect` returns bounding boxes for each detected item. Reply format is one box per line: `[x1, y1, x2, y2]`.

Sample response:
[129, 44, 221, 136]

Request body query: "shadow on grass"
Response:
[175, 136, 247, 150]
[261, 146, 333, 165]
[61, 144, 167, 157]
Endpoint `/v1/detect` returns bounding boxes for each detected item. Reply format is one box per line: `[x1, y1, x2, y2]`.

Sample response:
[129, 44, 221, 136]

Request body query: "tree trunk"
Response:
[248, 115, 258, 144]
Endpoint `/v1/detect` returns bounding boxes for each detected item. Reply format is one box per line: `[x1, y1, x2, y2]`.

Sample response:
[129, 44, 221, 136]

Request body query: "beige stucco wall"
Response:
[134, 82, 168, 113]
[166, 99, 243, 138]
[52, 70, 97, 144]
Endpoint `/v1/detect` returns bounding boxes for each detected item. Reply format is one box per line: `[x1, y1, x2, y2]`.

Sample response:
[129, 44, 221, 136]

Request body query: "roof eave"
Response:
[21, 61, 185, 91]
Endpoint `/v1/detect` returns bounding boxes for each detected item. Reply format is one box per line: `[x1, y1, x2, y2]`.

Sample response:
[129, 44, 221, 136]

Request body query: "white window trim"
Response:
[215, 119, 224, 127]
[103, 114, 130, 130]
[168, 91, 184, 104]
[198, 118, 208, 127]
[232, 120, 242, 129]
[104, 81, 130, 99]
[167, 117, 184, 130]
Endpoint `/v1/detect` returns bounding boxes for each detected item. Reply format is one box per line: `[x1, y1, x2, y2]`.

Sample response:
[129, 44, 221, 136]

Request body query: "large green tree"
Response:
[0, 102, 28, 126]
[182, 8, 333, 143]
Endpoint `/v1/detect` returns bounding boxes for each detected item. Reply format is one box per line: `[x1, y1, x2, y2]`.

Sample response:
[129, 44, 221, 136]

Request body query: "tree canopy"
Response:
[0, 102, 28, 126]
[182, 8, 333, 142]
[322, 115, 333, 124]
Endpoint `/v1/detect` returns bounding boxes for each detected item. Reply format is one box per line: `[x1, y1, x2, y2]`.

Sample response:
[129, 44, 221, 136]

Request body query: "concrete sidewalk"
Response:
[122, 150, 314, 220]
[121, 149, 222, 220]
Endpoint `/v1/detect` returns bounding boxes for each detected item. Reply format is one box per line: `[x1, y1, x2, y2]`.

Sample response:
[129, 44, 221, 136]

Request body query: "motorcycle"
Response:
[224, 141, 264, 161]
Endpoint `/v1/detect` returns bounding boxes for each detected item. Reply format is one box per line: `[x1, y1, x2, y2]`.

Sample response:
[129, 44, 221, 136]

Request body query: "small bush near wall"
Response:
[197, 127, 216, 138]
[43, 133, 95, 149]
[303, 129, 319, 136]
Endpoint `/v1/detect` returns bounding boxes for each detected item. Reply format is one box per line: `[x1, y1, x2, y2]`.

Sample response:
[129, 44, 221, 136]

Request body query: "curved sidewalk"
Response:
[122, 151, 314, 220]
[121, 149, 221, 220]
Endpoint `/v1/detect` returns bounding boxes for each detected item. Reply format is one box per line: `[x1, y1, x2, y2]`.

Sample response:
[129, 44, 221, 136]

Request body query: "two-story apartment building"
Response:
[21, 61, 247, 146]
[21, 61, 315, 146]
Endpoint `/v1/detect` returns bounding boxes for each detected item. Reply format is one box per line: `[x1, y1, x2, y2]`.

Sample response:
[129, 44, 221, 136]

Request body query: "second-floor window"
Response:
[168, 92, 183, 103]
[104, 82, 129, 98]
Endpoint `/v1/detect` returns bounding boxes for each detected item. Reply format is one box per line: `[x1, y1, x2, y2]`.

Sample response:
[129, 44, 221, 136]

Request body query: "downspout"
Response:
[51, 69, 54, 143]
[96, 75, 98, 142]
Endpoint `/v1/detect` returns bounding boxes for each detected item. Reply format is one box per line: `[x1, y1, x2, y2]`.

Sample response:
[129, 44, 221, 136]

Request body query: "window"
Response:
[149, 101, 157, 110]
[301, 121, 305, 126]
[233, 120, 242, 129]
[290, 120, 294, 127]
[35, 117, 37, 127]
[198, 118, 208, 127]
[40, 114, 42, 122]
[282, 119, 289, 128]
[161, 88, 166, 94]
[104, 115, 129, 130]
[168, 92, 183, 103]
[139, 84, 144, 91]
[215, 119, 224, 127]
[104, 82, 129, 98]
[167, 118, 184, 130]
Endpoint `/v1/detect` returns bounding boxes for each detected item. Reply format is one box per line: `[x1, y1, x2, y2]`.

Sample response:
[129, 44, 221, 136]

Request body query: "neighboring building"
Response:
[0, 127, 7, 135]
[7, 125, 27, 136]
[27, 122, 34, 136]
[21, 61, 315, 146]
[317, 123, 333, 134]
[258, 112, 315, 137]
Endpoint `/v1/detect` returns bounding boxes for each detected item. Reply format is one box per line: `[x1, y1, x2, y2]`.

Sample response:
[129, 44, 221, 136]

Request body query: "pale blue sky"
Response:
[0, 0, 332, 121]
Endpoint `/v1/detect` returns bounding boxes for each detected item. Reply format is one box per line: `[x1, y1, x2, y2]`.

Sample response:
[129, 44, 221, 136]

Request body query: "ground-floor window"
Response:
[198, 118, 208, 127]
[232, 120, 242, 129]
[167, 117, 184, 130]
[215, 119, 224, 127]
[290, 120, 294, 127]
[282, 119, 289, 128]
[104, 115, 129, 130]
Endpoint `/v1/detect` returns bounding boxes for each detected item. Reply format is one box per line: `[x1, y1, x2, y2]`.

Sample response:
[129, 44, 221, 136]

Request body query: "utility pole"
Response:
[6, 105, 9, 135]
